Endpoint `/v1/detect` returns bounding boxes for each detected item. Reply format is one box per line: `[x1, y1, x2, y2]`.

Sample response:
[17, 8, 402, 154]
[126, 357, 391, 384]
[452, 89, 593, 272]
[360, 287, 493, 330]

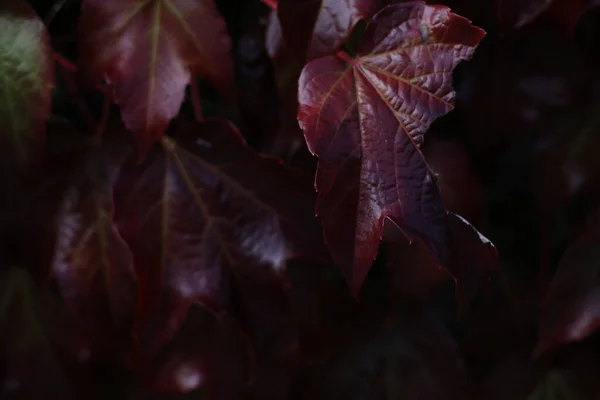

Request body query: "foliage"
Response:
[1, 0, 600, 398]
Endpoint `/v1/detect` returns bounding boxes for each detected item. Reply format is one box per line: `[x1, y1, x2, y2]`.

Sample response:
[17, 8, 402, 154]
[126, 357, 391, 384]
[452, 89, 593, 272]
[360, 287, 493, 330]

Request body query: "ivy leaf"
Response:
[297, 2, 485, 295]
[51, 134, 137, 347]
[535, 220, 600, 356]
[77, 0, 233, 156]
[113, 118, 324, 353]
[278, 0, 379, 61]
[0, 0, 53, 165]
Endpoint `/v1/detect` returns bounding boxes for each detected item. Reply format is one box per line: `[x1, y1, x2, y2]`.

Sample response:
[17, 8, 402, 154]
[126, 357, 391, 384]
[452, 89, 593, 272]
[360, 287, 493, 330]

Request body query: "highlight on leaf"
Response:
[277, 0, 379, 61]
[0, 0, 53, 165]
[297, 1, 486, 295]
[112, 117, 324, 352]
[51, 135, 137, 345]
[77, 0, 234, 157]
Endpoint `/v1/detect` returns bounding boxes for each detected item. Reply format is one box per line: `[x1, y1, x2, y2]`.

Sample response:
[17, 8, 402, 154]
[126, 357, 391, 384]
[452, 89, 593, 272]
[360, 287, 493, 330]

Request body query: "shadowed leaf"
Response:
[77, 0, 233, 156]
[51, 134, 137, 346]
[277, 0, 380, 61]
[297, 2, 485, 295]
[113, 118, 325, 354]
[535, 220, 600, 355]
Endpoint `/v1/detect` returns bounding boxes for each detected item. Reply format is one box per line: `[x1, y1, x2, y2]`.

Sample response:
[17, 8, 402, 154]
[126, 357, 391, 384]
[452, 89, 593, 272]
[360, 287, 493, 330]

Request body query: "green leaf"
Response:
[0, 0, 54, 164]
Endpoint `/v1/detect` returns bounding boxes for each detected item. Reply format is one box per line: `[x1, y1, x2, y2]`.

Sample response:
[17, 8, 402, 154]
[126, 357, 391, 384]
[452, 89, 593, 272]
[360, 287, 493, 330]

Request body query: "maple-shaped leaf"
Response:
[0, 0, 53, 165]
[113, 118, 325, 353]
[535, 220, 600, 356]
[51, 135, 137, 346]
[277, 0, 380, 61]
[77, 0, 233, 156]
[297, 2, 485, 295]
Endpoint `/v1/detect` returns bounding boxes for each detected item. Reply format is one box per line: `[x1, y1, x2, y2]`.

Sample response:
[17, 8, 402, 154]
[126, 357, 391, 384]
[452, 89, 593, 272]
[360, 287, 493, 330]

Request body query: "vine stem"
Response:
[190, 78, 203, 121]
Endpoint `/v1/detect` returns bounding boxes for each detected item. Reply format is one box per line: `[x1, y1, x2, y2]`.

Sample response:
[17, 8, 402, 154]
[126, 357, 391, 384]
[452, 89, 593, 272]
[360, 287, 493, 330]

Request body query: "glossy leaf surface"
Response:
[113, 118, 324, 352]
[0, 0, 53, 164]
[77, 0, 233, 156]
[51, 136, 137, 344]
[297, 2, 485, 294]
[278, 0, 379, 61]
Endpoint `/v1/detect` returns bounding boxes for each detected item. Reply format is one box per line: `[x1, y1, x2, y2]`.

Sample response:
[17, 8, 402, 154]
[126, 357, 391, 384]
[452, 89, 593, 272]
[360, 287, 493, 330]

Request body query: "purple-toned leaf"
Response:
[113, 118, 325, 354]
[297, 2, 485, 295]
[77, 0, 233, 156]
[277, 0, 380, 61]
[51, 137, 137, 346]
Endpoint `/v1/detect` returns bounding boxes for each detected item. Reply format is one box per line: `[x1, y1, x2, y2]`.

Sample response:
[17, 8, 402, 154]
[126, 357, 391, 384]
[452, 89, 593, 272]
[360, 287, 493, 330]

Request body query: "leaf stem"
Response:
[190, 78, 203, 121]
[261, 0, 277, 10]
[52, 51, 77, 72]
[336, 51, 355, 65]
[45, 0, 69, 26]
[95, 92, 111, 140]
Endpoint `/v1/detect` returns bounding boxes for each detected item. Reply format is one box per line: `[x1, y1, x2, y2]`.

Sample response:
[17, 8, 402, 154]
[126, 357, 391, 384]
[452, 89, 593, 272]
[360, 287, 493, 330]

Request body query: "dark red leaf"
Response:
[297, 2, 485, 295]
[134, 305, 252, 398]
[277, 0, 380, 61]
[77, 0, 233, 156]
[113, 118, 325, 353]
[547, 0, 600, 34]
[51, 134, 137, 347]
[446, 212, 498, 314]
[305, 308, 477, 400]
[0, 0, 53, 165]
[535, 220, 600, 355]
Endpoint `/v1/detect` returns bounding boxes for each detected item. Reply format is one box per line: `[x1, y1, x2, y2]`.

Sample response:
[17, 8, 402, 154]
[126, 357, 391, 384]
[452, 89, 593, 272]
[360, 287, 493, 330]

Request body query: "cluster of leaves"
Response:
[1, 0, 600, 398]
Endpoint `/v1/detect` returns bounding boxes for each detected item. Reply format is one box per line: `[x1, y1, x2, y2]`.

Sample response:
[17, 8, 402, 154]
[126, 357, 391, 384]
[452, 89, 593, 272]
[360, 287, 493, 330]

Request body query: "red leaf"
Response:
[535, 220, 600, 355]
[77, 0, 233, 156]
[113, 118, 325, 353]
[446, 212, 498, 314]
[51, 135, 137, 347]
[297, 2, 485, 295]
[277, 0, 380, 61]
[135, 305, 252, 398]
[305, 309, 477, 399]
[0, 0, 53, 165]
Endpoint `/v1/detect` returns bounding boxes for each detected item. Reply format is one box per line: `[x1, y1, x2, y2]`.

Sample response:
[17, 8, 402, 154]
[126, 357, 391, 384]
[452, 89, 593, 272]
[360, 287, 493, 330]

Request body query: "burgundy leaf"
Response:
[446, 212, 498, 314]
[277, 0, 380, 61]
[135, 305, 251, 398]
[305, 309, 477, 400]
[77, 0, 233, 156]
[297, 2, 485, 295]
[51, 136, 137, 346]
[535, 220, 600, 355]
[113, 118, 325, 354]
